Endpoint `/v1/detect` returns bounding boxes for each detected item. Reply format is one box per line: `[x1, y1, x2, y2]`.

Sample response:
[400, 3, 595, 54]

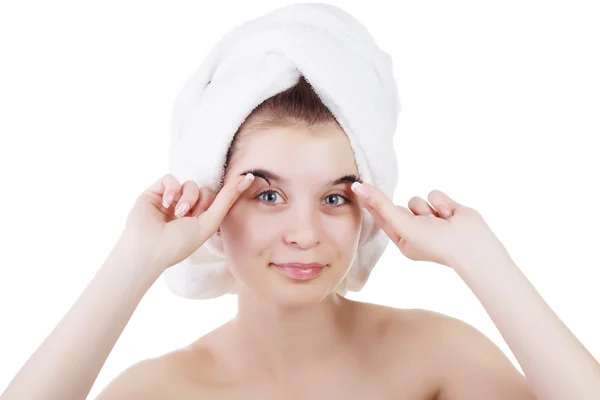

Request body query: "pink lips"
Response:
[271, 263, 326, 280]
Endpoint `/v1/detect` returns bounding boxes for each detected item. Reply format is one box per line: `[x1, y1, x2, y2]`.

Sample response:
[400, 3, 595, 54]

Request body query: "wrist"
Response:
[450, 235, 513, 272]
[106, 234, 165, 285]
[452, 248, 516, 280]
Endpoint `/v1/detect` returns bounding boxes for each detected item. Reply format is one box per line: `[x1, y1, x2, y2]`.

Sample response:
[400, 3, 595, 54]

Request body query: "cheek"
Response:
[221, 204, 278, 253]
[324, 208, 362, 247]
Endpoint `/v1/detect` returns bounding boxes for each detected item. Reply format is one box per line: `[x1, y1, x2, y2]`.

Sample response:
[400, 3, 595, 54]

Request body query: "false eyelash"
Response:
[256, 190, 352, 207]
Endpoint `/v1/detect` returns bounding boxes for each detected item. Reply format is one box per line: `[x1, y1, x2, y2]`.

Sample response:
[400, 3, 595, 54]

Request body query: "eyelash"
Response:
[256, 190, 352, 208]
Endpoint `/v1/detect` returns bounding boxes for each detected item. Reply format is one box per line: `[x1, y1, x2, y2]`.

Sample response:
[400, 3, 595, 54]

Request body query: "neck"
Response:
[232, 290, 353, 378]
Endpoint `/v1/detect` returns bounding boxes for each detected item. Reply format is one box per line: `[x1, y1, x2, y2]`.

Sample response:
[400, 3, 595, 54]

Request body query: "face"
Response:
[217, 122, 363, 306]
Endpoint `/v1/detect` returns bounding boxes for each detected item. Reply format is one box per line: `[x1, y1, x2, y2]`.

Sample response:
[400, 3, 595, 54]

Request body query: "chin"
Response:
[262, 264, 347, 307]
[231, 262, 350, 307]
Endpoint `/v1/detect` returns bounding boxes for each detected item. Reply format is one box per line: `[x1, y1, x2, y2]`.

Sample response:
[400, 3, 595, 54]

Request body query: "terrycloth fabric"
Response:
[163, 2, 401, 299]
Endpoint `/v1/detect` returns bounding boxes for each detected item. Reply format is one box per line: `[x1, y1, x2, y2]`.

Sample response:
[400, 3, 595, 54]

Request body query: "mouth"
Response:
[270, 263, 326, 281]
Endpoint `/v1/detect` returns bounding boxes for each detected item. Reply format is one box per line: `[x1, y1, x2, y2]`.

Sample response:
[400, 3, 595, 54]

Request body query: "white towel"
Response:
[163, 2, 401, 299]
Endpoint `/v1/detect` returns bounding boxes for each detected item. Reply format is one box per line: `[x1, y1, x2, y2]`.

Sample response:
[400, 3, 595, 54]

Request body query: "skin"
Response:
[94, 121, 538, 399]
[5, 120, 596, 399]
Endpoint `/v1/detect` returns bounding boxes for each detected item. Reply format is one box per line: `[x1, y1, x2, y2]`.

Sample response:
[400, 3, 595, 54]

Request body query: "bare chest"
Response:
[165, 364, 439, 400]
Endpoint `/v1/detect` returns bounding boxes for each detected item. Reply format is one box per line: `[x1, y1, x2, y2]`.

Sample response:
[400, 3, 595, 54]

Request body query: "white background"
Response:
[1, 0, 599, 398]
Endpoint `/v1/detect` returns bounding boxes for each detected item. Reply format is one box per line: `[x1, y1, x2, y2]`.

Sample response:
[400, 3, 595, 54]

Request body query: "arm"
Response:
[348, 183, 600, 398]
[0, 236, 162, 400]
[441, 254, 600, 400]
[0, 173, 251, 400]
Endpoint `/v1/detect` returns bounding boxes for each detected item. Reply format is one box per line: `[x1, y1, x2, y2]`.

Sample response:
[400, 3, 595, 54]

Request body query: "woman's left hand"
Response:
[351, 182, 512, 271]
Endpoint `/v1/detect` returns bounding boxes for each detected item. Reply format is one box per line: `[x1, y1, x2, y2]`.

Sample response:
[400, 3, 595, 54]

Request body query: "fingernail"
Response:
[237, 173, 254, 190]
[440, 205, 452, 217]
[351, 182, 370, 198]
[174, 201, 190, 218]
[162, 192, 174, 208]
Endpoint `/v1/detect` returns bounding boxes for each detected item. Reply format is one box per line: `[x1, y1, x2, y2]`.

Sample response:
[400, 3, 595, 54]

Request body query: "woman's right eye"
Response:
[257, 190, 284, 205]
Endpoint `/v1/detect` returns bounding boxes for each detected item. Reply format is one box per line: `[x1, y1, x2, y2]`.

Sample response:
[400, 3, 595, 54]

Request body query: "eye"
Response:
[257, 190, 284, 205]
[323, 193, 350, 207]
[256, 190, 351, 207]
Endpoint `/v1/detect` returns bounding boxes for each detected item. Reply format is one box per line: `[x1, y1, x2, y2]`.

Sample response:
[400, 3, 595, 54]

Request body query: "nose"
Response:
[282, 208, 322, 250]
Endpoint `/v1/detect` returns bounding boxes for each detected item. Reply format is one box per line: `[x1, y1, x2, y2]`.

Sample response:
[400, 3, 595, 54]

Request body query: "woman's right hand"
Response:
[119, 172, 255, 275]
[0, 172, 258, 400]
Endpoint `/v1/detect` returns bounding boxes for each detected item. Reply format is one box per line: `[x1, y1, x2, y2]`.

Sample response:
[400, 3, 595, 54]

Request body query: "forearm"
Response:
[1, 238, 161, 400]
[455, 255, 600, 400]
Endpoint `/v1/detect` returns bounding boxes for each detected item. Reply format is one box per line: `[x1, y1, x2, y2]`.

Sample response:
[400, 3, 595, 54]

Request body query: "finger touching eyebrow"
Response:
[332, 175, 362, 186]
[239, 168, 362, 187]
[239, 168, 283, 185]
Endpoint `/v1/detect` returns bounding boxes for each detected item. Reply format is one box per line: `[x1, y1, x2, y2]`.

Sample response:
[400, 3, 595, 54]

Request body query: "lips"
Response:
[271, 263, 326, 280]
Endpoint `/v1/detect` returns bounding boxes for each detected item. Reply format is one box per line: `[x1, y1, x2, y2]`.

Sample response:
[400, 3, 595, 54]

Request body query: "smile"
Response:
[270, 263, 326, 280]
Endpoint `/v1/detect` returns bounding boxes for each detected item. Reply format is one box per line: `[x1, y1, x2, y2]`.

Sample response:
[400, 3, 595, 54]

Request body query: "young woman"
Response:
[2, 75, 599, 400]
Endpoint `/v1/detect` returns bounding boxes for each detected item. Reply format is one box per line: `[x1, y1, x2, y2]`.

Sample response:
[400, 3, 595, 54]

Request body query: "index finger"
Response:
[198, 173, 255, 231]
[352, 182, 413, 239]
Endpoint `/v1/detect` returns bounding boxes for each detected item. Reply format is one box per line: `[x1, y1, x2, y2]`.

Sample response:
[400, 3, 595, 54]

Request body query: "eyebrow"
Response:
[239, 168, 363, 186]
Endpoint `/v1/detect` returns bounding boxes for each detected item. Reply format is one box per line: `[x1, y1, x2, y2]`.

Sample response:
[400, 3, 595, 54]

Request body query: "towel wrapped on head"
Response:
[163, 2, 401, 299]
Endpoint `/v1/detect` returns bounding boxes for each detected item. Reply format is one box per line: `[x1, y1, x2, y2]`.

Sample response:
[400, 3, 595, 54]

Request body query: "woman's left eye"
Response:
[322, 194, 350, 206]
[257, 191, 350, 207]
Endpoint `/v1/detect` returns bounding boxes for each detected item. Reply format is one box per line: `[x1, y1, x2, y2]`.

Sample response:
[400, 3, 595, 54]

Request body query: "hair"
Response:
[220, 75, 338, 184]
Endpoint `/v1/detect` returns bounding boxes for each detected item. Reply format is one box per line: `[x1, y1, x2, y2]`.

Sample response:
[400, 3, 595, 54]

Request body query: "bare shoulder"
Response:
[349, 300, 447, 348]
[93, 347, 208, 400]
[366, 304, 536, 399]
[94, 321, 235, 400]
[351, 303, 453, 372]
[345, 301, 447, 397]
[354, 301, 505, 359]
[93, 354, 170, 399]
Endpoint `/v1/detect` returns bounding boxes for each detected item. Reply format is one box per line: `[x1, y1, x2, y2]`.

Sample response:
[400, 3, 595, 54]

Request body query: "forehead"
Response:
[233, 124, 358, 172]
